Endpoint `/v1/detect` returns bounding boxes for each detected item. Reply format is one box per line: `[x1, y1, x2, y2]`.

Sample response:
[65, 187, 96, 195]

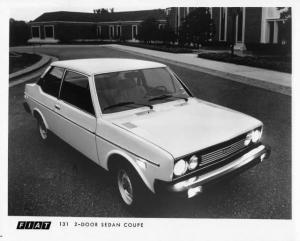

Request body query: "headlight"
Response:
[251, 129, 262, 143]
[174, 159, 188, 176]
[244, 133, 252, 146]
[188, 155, 198, 170]
[245, 129, 262, 146]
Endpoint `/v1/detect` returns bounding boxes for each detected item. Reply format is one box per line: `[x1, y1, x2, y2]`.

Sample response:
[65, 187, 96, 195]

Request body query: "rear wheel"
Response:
[37, 118, 48, 141]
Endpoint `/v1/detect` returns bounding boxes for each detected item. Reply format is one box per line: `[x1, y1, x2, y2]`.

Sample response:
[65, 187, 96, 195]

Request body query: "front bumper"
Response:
[155, 144, 271, 197]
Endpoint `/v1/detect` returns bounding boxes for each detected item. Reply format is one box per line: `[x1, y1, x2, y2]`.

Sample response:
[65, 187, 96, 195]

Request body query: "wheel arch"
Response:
[106, 151, 155, 193]
[32, 108, 49, 129]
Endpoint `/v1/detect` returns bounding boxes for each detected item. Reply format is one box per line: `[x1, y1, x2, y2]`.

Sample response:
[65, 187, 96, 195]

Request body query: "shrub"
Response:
[197, 52, 291, 73]
[200, 41, 231, 49]
[245, 43, 291, 55]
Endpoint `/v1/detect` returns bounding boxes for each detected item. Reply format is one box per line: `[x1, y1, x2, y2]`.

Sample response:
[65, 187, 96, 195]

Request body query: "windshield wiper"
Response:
[148, 94, 188, 102]
[103, 101, 153, 111]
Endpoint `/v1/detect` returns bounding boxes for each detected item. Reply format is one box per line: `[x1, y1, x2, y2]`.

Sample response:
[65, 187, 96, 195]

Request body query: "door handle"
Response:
[54, 104, 61, 110]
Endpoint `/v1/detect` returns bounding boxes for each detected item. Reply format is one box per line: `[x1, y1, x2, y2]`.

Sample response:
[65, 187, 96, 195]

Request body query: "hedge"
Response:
[197, 52, 291, 73]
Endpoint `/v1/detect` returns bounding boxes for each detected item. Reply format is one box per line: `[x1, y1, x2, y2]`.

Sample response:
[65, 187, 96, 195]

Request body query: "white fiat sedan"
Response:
[24, 58, 270, 207]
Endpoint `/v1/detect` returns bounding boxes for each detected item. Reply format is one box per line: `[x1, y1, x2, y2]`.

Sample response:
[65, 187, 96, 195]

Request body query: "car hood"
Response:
[110, 99, 262, 158]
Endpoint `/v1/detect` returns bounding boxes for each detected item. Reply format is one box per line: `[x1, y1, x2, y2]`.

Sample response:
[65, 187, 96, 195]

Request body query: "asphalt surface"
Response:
[8, 45, 291, 218]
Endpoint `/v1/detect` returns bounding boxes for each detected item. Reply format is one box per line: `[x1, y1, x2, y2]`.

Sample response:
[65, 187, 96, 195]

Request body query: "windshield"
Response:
[94, 67, 190, 114]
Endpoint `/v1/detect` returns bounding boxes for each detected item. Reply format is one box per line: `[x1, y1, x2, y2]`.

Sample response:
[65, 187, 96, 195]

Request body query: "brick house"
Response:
[28, 7, 288, 50]
[211, 7, 287, 50]
[28, 9, 167, 43]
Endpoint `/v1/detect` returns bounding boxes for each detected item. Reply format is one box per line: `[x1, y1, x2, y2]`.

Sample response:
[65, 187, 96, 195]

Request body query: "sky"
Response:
[6, 0, 293, 22]
[7, 0, 181, 22]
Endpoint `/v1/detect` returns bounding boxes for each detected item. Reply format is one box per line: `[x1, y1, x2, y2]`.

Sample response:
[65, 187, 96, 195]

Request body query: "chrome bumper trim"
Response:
[169, 144, 269, 192]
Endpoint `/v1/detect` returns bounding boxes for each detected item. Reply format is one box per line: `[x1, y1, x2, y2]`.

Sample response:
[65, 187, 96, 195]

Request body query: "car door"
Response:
[54, 70, 98, 163]
[36, 66, 64, 134]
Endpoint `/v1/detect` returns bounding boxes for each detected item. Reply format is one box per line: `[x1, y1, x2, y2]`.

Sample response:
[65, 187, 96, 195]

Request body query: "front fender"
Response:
[105, 149, 157, 193]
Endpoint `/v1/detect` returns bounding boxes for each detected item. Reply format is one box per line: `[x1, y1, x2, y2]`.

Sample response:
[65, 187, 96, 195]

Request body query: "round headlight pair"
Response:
[244, 129, 262, 146]
[174, 155, 199, 176]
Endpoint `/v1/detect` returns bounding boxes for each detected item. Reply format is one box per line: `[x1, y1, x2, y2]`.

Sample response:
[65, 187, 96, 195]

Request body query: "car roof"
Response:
[51, 58, 166, 75]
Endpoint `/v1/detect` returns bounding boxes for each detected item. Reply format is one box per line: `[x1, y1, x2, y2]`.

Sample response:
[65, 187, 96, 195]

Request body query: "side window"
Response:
[60, 71, 95, 115]
[40, 67, 64, 98]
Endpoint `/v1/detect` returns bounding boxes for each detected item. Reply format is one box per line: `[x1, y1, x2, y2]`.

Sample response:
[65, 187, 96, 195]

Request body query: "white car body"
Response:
[24, 58, 270, 205]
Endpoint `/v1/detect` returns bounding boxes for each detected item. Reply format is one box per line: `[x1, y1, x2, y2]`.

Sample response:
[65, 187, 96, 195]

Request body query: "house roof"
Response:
[51, 58, 166, 75]
[33, 11, 98, 23]
[32, 9, 167, 23]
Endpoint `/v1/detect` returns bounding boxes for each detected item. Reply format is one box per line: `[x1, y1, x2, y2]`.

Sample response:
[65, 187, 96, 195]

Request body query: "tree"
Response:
[137, 17, 159, 44]
[159, 24, 177, 45]
[179, 8, 213, 48]
[9, 18, 30, 46]
[277, 7, 291, 46]
[93, 8, 109, 14]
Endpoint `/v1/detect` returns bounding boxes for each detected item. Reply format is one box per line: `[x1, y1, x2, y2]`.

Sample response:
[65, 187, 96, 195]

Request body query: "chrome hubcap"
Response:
[117, 169, 133, 205]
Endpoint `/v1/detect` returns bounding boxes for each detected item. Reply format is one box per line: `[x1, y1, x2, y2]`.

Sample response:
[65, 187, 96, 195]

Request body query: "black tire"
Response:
[115, 163, 149, 209]
[37, 117, 49, 141]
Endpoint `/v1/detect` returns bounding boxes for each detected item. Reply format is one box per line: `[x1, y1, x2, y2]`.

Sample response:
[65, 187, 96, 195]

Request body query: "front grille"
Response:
[173, 131, 255, 181]
[200, 138, 246, 166]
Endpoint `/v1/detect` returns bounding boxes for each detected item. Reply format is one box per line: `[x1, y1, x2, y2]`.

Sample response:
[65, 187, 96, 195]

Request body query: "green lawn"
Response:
[9, 52, 42, 74]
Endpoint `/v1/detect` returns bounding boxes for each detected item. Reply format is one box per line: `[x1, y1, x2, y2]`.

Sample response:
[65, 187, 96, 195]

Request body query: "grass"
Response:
[197, 52, 291, 73]
[9, 52, 42, 74]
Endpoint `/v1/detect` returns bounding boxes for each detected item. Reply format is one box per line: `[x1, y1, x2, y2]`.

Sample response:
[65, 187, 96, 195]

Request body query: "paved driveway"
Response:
[8, 45, 291, 218]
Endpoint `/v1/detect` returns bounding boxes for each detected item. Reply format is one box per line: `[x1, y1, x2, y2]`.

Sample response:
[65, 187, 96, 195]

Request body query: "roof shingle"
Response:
[32, 9, 166, 23]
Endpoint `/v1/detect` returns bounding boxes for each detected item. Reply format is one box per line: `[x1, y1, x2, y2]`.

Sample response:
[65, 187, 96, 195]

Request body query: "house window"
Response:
[117, 25, 121, 38]
[236, 8, 244, 42]
[109, 25, 114, 39]
[267, 20, 279, 44]
[31, 26, 40, 38]
[97, 26, 102, 37]
[44, 25, 54, 38]
[158, 24, 165, 30]
[219, 8, 227, 41]
[269, 21, 274, 43]
[132, 25, 138, 39]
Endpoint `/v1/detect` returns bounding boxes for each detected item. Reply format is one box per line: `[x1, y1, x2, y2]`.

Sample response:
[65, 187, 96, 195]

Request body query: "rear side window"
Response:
[40, 67, 64, 97]
[60, 71, 95, 115]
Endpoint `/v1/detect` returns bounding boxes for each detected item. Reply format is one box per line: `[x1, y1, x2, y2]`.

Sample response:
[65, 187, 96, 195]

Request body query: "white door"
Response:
[54, 70, 98, 163]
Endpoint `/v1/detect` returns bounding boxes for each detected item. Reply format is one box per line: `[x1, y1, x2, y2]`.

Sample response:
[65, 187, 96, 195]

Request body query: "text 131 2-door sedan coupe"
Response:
[24, 58, 271, 208]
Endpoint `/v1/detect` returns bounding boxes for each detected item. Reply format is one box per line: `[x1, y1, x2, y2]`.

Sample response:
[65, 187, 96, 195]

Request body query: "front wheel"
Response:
[115, 164, 149, 208]
[117, 168, 134, 205]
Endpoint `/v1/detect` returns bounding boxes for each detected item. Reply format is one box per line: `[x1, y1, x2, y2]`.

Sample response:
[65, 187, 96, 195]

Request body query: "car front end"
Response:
[155, 127, 271, 198]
